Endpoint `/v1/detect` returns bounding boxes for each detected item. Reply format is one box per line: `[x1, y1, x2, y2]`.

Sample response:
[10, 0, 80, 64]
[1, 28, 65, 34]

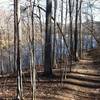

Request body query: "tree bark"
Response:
[74, 0, 79, 61]
[69, 0, 73, 69]
[14, 0, 23, 99]
[29, 0, 36, 99]
[52, 0, 57, 68]
[44, 0, 52, 77]
[79, 0, 82, 59]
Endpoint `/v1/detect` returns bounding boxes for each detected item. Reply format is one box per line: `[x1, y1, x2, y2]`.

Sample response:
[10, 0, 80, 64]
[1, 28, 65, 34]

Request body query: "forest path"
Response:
[60, 47, 100, 100]
[72, 47, 100, 75]
[22, 47, 100, 100]
[0, 48, 100, 100]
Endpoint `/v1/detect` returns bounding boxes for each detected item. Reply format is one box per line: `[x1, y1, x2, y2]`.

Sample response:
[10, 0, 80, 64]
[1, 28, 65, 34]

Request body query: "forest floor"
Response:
[0, 47, 100, 100]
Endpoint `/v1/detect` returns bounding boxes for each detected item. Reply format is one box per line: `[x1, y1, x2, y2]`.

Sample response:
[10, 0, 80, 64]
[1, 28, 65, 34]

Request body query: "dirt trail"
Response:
[0, 48, 100, 100]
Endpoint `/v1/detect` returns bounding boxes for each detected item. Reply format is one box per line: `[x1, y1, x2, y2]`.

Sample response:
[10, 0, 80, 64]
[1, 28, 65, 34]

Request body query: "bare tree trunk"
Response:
[26, 7, 33, 86]
[90, 5, 94, 49]
[0, 31, 4, 75]
[6, 19, 14, 73]
[52, 0, 57, 67]
[60, 0, 63, 60]
[14, 0, 23, 99]
[74, 0, 79, 61]
[30, 0, 36, 99]
[79, 0, 82, 59]
[38, 7, 44, 65]
[64, 0, 68, 56]
[14, 0, 17, 73]
[44, 0, 52, 77]
[0, 49, 4, 75]
[68, 0, 73, 70]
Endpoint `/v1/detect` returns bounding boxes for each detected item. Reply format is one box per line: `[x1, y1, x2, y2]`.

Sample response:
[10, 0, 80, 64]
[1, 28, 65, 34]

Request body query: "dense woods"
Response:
[0, 0, 100, 99]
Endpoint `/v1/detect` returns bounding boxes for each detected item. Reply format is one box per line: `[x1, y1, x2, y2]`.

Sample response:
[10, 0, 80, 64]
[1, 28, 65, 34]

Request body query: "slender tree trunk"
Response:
[90, 6, 94, 49]
[69, 0, 73, 70]
[7, 29, 11, 73]
[64, 0, 68, 56]
[14, 0, 23, 99]
[14, 0, 17, 73]
[30, 0, 36, 99]
[38, 7, 44, 65]
[74, 0, 79, 61]
[79, 0, 82, 58]
[60, 0, 63, 60]
[7, 21, 13, 73]
[52, 0, 57, 67]
[0, 31, 4, 75]
[26, 7, 33, 86]
[1, 49, 4, 75]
